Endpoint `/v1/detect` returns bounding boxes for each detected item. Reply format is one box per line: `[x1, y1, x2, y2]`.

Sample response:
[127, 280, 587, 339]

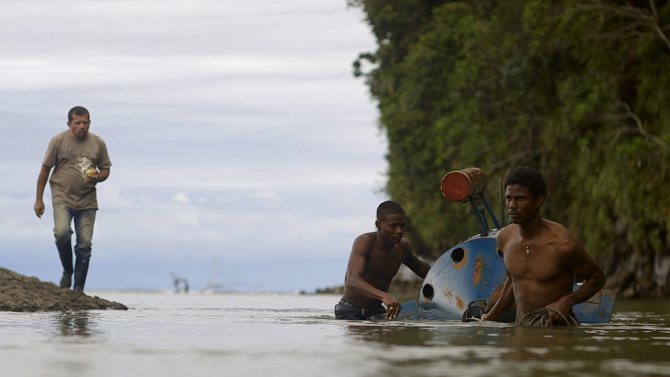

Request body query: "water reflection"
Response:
[52, 311, 101, 337]
[346, 315, 670, 377]
[501, 326, 584, 361]
[346, 323, 441, 346]
[346, 321, 510, 347]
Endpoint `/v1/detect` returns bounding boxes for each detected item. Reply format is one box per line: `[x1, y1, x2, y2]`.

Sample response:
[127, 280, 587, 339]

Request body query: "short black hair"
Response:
[376, 200, 405, 220]
[504, 167, 547, 198]
[68, 106, 90, 121]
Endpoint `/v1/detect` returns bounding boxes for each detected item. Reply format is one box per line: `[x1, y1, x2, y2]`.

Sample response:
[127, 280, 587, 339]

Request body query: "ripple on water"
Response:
[0, 294, 669, 377]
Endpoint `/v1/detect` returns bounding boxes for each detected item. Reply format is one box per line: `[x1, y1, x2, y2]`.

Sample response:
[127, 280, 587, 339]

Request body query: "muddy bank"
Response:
[0, 267, 127, 312]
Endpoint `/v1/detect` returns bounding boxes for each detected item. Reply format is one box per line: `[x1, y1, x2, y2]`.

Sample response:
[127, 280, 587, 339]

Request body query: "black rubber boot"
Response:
[59, 272, 72, 289]
[73, 258, 90, 293]
[57, 243, 73, 289]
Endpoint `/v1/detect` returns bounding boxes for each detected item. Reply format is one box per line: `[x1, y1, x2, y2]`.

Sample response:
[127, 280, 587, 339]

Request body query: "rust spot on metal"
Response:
[455, 296, 464, 310]
[473, 256, 483, 286]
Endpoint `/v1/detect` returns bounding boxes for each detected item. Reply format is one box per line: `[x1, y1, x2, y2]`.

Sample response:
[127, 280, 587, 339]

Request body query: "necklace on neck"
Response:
[524, 245, 530, 256]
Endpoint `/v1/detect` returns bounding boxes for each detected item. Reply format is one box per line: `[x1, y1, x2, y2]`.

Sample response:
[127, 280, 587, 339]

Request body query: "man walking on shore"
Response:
[34, 106, 112, 292]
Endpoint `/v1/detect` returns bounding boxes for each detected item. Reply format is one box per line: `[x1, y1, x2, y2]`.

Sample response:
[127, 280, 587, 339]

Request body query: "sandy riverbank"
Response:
[0, 267, 127, 312]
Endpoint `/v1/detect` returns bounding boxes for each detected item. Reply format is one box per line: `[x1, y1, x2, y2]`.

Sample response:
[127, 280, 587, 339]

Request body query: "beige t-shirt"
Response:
[42, 131, 112, 209]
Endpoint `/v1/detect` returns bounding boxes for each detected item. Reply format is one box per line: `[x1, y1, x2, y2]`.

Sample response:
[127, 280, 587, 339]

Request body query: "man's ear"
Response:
[535, 195, 545, 208]
[375, 220, 380, 230]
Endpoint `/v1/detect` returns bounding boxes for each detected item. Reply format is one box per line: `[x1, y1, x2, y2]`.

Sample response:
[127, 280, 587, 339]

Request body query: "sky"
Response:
[0, 0, 389, 292]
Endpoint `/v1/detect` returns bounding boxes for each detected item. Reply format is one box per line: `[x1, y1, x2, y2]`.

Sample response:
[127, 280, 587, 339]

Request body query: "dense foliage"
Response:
[349, 0, 670, 292]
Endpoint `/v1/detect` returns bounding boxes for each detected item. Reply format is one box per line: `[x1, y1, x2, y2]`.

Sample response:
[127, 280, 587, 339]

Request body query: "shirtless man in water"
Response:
[335, 201, 431, 320]
[482, 167, 605, 325]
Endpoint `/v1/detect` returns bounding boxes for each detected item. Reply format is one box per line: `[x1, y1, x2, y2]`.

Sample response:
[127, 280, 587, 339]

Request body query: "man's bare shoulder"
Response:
[353, 232, 376, 247]
[544, 218, 569, 231]
[357, 232, 376, 240]
[544, 219, 581, 253]
[496, 224, 517, 244]
[497, 224, 516, 236]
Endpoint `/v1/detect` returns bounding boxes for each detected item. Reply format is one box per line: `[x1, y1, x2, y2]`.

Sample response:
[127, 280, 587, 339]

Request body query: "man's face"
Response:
[505, 184, 543, 224]
[68, 113, 90, 140]
[376, 213, 405, 244]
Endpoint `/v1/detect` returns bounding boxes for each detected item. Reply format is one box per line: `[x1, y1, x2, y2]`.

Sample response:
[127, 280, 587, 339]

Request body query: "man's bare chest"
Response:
[365, 249, 403, 278]
[504, 243, 564, 281]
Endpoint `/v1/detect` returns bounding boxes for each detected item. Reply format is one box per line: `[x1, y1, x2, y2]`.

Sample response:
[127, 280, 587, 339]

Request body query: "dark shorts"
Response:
[334, 298, 386, 320]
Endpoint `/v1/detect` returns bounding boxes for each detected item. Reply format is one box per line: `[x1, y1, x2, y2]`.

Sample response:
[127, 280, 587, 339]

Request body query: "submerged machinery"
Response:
[398, 167, 615, 323]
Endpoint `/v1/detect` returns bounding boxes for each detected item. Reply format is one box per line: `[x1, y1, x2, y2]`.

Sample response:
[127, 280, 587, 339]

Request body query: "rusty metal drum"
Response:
[441, 167, 488, 202]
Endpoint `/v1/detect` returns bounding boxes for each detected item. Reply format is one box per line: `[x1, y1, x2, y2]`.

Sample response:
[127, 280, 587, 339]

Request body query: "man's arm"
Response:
[481, 275, 514, 321]
[482, 229, 515, 321]
[402, 243, 431, 279]
[345, 235, 400, 318]
[545, 236, 605, 323]
[34, 165, 51, 218]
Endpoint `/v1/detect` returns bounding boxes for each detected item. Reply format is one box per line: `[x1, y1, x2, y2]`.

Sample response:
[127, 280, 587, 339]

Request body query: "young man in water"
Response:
[481, 167, 605, 325]
[335, 201, 431, 320]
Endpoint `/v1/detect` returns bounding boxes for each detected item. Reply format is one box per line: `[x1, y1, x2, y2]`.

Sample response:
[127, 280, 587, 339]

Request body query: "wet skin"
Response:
[482, 184, 605, 324]
[341, 213, 430, 319]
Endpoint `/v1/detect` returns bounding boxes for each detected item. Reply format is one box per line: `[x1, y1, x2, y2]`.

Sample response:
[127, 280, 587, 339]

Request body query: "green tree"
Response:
[350, 0, 670, 296]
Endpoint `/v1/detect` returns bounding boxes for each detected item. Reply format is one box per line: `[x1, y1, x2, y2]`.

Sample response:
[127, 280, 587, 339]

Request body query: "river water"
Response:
[1, 292, 668, 377]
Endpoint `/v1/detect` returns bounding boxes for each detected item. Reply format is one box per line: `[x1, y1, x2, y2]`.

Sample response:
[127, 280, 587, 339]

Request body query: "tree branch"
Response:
[605, 102, 670, 151]
[576, 0, 670, 51]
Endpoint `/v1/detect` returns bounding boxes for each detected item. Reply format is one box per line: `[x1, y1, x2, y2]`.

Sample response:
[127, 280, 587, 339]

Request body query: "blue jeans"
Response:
[53, 204, 97, 274]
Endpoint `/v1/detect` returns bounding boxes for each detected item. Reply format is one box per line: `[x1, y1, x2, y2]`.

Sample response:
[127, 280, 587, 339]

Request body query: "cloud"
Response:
[171, 192, 192, 204]
[0, 1, 373, 56]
